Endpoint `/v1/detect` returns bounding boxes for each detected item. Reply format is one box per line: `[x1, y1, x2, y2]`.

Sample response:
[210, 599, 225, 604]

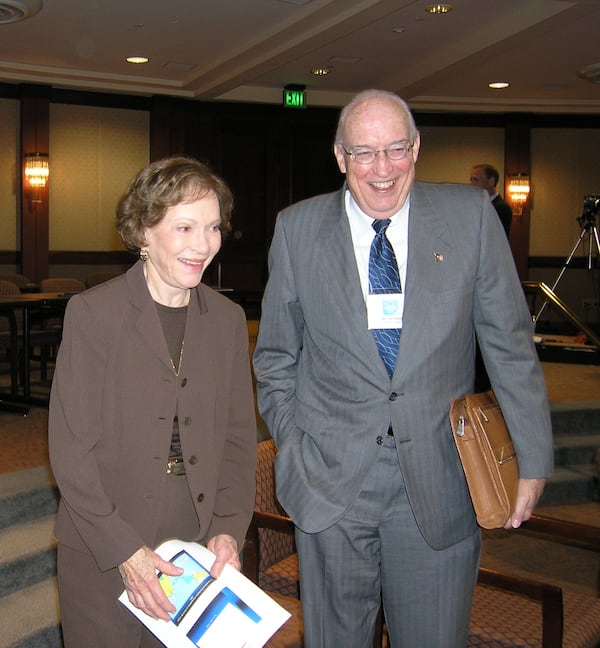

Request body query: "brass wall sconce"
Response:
[24, 152, 49, 203]
[24, 152, 49, 188]
[507, 173, 530, 217]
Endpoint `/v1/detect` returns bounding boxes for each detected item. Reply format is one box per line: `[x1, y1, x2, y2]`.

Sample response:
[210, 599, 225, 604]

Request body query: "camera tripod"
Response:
[533, 214, 600, 323]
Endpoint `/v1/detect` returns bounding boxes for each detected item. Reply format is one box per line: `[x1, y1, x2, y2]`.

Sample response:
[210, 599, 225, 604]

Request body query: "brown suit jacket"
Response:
[49, 261, 257, 572]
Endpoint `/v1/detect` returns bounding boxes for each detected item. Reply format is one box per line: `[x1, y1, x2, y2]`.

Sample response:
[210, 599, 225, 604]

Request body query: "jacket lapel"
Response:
[394, 183, 453, 378]
[315, 188, 389, 374]
[126, 261, 184, 375]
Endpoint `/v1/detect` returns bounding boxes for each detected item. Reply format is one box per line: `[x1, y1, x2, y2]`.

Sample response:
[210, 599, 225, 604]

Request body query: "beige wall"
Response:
[2, 98, 599, 265]
[0, 98, 19, 251]
[416, 126, 505, 187]
[48, 104, 149, 251]
[530, 128, 600, 258]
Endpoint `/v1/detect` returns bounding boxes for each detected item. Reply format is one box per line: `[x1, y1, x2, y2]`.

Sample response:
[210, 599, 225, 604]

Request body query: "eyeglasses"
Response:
[342, 141, 413, 165]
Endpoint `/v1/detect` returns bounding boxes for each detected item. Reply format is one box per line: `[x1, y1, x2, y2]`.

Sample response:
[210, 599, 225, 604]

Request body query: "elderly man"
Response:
[253, 89, 552, 647]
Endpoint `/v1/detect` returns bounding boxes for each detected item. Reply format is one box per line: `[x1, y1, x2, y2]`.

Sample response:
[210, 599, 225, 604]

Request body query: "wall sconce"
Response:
[507, 173, 530, 217]
[24, 152, 49, 188]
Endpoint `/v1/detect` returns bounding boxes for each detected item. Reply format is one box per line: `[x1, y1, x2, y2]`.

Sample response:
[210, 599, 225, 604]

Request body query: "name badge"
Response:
[367, 293, 403, 329]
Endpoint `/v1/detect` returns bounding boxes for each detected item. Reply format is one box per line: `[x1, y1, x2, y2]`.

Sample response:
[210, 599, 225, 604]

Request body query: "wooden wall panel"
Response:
[20, 85, 50, 282]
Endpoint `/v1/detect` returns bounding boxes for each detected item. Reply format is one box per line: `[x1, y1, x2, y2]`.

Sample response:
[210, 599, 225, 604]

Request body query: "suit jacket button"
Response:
[181, 378, 187, 387]
[389, 392, 398, 401]
[184, 416, 192, 426]
[376, 435, 384, 445]
[189, 455, 197, 465]
[197, 493, 205, 503]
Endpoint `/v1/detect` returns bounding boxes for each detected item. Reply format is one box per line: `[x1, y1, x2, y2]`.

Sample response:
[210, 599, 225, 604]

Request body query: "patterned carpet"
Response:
[0, 407, 50, 474]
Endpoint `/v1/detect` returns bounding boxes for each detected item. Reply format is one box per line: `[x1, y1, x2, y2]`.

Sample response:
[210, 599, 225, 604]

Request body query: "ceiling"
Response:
[0, 0, 599, 113]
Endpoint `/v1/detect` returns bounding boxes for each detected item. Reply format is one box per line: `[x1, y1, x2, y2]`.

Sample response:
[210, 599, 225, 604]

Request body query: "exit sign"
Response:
[283, 88, 307, 109]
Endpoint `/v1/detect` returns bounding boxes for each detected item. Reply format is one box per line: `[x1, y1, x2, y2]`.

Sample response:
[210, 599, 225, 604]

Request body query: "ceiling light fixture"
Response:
[577, 62, 600, 84]
[489, 81, 509, 89]
[311, 67, 331, 76]
[0, 0, 42, 24]
[425, 4, 453, 14]
[126, 56, 149, 64]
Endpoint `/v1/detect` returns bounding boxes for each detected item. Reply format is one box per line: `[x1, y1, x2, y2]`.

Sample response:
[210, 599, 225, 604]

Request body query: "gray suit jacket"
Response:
[49, 261, 257, 571]
[253, 182, 553, 550]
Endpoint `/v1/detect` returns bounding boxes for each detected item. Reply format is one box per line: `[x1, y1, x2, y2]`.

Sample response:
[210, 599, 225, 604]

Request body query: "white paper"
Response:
[119, 539, 291, 648]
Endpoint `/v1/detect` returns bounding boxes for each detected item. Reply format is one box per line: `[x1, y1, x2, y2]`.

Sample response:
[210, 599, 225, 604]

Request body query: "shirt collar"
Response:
[345, 189, 410, 241]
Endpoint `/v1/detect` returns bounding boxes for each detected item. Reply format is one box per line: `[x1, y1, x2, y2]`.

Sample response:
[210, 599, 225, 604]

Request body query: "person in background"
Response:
[253, 90, 553, 647]
[470, 163, 513, 390]
[470, 163, 513, 237]
[49, 155, 257, 648]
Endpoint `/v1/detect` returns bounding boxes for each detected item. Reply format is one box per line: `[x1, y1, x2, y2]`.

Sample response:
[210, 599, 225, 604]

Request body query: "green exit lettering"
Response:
[284, 90, 306, 108]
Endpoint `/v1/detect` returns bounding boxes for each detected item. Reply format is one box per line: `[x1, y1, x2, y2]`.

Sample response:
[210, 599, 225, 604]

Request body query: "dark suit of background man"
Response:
[470, 163, 513, 237]
[253, 89, 553, 648]
[470, 163, 514, 391]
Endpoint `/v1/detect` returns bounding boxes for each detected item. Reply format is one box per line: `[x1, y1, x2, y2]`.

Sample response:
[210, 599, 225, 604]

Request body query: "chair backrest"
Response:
[0, 280, 21, 296]
[256, 439, 296, 570]
[256, 439, 287, 515]
[0, 280, 21, 334]
[0, 274, 30, 290]
[40, 277, 85, 293]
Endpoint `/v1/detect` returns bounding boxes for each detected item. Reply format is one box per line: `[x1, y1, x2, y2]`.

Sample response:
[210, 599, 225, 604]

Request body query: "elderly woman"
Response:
[49, 155, 257, 647]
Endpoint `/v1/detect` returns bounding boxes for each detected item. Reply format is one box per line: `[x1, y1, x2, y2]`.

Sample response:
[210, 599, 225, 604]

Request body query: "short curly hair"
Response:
[116, 155, 233, 253]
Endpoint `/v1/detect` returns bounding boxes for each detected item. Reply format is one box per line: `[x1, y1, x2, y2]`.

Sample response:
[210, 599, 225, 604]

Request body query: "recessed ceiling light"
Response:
[425, 4, 453, 14]
[311, 67, 331, 76]
[126, 56, 149, 64]
[577, 62, 600, 84]
[0, 0, 43, 24]
[489, 81, 509, 89]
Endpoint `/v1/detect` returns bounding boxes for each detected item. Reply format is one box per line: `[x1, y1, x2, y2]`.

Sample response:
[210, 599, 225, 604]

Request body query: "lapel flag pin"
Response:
[433, 251, 444, 262]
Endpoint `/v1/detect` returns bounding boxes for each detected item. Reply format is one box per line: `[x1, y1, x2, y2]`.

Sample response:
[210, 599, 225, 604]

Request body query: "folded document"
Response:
[119, 539, 291, 648]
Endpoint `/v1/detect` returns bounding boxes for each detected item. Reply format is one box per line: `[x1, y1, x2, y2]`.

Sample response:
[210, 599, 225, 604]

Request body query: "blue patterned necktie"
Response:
[369, 218, 402, 377]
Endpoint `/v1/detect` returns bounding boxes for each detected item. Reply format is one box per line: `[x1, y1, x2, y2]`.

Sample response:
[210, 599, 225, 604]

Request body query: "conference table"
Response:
[0, 292, 71, 411]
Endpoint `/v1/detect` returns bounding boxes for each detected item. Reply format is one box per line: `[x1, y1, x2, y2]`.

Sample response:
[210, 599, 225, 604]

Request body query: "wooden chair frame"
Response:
[0, 307, 20, 397]
[476, 566, 563, 648]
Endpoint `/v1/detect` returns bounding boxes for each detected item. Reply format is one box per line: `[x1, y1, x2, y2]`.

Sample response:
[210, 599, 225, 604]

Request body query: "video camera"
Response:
[577, 194, 600, 227]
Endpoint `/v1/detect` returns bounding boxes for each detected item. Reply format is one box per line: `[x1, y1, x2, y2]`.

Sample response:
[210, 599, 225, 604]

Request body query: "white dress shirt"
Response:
[345, 189, 409, 316]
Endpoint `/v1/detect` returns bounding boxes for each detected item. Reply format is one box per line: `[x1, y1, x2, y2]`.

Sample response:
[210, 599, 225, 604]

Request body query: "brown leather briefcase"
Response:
[449, 391, 519, 529]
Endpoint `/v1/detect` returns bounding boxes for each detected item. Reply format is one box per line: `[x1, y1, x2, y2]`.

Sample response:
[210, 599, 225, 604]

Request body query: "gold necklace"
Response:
[170, 340, 184, 377]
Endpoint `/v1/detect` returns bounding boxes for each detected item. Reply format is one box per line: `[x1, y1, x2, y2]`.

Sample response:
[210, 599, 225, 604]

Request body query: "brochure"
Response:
[119, 539, 291, 648]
